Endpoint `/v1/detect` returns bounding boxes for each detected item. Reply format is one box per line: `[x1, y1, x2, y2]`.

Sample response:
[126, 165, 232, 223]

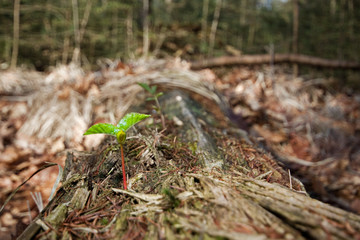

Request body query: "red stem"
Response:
[120, 144, 127, 190]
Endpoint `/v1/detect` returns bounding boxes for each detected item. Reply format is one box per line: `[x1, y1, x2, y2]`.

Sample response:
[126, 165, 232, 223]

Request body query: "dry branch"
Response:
[191, 54, 360, 69]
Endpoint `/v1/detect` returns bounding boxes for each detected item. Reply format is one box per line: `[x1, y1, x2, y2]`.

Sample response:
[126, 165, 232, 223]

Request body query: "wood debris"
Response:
[0, 59, 359, 239]
[220, 66, 360, 213]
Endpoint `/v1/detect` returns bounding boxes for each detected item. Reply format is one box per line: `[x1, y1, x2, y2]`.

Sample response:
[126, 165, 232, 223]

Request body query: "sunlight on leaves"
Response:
[83, 123, 118, 136]
[116, 113, 151, 132]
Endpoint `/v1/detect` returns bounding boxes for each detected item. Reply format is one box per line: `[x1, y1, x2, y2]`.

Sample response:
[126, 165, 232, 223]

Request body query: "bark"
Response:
[190, 54, 360, 69]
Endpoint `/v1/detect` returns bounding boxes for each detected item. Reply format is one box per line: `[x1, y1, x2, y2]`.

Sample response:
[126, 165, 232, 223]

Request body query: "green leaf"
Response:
[117, 112, 151, 132]
[146, 97, 155, 101]
[138, 82, 154, 94]
[83, 123, 118, 136]
[151, 85, 157, 94]
[155, 92, 163, 98]
[138, 82, 158, 95]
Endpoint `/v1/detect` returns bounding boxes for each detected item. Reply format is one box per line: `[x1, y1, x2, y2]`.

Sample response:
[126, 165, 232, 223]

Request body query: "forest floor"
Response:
[0, 58, 359, 239]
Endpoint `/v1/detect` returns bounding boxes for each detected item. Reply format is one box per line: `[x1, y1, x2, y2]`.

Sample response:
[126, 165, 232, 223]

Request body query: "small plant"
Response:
[83, 112, 150, 190]
[138, 82, 166, 129]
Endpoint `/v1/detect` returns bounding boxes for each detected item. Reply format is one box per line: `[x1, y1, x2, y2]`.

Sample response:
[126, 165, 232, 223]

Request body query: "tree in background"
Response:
[292, 0, 299, 76]
[142, 0, 149, 57]
[1, 0, 359, 71]
[208, 0, 222, 57]
[10, 0, 20, 69]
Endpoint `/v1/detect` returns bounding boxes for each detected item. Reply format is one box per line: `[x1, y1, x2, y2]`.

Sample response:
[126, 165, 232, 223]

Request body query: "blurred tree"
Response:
[0, 0, 359, 71]
[71, 0, 80, 64]
[142, 0, 149, 57]
[200, 0, 209, 55]
[10, 0, 20, 69]
[292, 0, 299, 76]
[208, 0, 222, 57]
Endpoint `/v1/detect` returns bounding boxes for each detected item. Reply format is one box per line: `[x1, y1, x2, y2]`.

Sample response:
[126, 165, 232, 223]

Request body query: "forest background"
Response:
[0, 0, 359, 88]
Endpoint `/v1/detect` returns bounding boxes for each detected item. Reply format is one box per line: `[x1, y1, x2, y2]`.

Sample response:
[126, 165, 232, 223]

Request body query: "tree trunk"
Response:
[247, 1, 257, 49]
[126, 8, 134, 57]
[201, 0, 209, 54]
[10, 0, 20, 70]
[79, 0, 92, 43]
[330, 0, 337, 16]
[240, 0, 247, 25]
[292, 0, 299, 76]
[142, 0, 149, 57]
[71, 0, 80, 64]
[61, 2, 71, 65]
[208, 0, 222, 57]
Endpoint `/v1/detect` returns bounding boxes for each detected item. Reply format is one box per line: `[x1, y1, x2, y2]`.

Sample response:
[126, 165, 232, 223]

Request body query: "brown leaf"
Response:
[0, 146, 19, 163]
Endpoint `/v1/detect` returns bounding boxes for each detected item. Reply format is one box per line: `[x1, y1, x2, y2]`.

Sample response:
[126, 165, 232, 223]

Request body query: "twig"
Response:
[255, 170, 273, 180]
[288, 169, 292, 190]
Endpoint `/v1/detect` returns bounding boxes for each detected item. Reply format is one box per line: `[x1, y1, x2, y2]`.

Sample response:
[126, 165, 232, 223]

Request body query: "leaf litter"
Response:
[0, 59, 359, 239]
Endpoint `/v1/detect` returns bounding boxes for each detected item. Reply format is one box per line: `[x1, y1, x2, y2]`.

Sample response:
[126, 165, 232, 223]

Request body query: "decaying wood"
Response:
[17, 90, 360, 240]
[190, 54, 360, 69]
[221, 66, 360, 214]
[2, 59, 359, 239]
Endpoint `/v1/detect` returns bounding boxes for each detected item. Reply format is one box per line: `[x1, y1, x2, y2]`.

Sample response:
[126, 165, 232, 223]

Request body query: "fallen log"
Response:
[17, 90, 360, 240]
[190, 54, 360, 69]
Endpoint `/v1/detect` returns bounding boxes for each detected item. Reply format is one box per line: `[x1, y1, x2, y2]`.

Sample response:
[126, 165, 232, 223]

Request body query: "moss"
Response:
[45, 203, 68, 227]
[162, 188, 180, 209]
[115, 205, 131, 234]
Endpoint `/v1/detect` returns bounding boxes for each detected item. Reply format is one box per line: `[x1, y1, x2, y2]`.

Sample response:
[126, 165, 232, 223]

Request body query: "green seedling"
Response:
[138, 82, 166, 129]
[83, 112, 150, 190]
